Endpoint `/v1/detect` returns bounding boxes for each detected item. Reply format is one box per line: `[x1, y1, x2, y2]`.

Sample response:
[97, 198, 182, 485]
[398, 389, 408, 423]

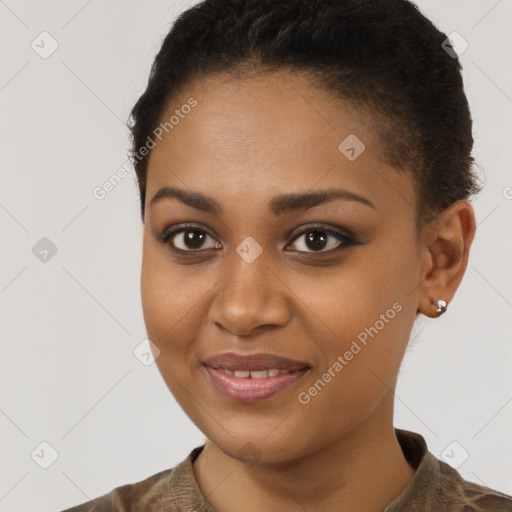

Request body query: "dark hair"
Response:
[127, 0, 482, 235]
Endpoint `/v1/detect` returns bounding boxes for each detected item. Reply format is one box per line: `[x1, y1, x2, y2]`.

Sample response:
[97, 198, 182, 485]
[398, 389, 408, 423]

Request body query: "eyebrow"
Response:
[150, 186, 376, 215]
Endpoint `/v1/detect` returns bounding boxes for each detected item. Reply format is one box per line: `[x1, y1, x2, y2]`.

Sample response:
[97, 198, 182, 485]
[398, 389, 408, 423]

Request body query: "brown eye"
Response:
[287, 226, 358, 254]
[174, 229, 212, 250]
[157, 225, 221, 252]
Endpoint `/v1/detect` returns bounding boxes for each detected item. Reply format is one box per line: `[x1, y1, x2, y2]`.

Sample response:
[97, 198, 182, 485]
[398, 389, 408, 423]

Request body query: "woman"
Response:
[62, 0, 512, 510]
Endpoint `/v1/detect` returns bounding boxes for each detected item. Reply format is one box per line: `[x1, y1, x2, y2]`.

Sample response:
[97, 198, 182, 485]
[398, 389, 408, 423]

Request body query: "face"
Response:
[141, 71, 424, 464]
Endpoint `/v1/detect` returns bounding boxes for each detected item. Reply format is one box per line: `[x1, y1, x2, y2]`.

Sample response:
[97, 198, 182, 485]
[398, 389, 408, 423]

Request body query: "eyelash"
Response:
[156, 223, 360, 257]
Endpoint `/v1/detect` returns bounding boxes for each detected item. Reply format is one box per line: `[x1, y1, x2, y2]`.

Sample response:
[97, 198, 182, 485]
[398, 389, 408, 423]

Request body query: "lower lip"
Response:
[204, 365, 310, 403]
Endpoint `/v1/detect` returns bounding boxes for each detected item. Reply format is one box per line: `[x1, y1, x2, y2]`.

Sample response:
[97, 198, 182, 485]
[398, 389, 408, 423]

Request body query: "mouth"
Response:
[203, 364, 311, 403]
[202, 351, 310, 372]
[211, 367, 302, 378]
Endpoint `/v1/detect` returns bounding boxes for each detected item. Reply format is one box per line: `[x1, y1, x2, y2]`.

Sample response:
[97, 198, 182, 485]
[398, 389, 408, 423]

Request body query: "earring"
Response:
[433, 299, 448, 315]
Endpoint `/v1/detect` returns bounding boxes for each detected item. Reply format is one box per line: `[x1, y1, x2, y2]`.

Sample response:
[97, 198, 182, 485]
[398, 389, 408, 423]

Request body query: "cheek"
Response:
[308, 243, 414, 340]
[293, 276, 415, 442]
[140, 242, 201, 355]
[303, 235, 418, 388]
[140, 250, 203, 412]
[140, 239, 227, 374]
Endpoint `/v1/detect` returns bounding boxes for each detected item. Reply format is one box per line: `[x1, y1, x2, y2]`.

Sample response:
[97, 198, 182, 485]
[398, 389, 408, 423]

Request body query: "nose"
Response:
[208, 249, 291, 337]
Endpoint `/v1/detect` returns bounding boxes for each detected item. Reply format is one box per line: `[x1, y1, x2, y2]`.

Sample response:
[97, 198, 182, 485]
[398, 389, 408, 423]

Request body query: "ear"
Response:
[417, 200, 477, 318]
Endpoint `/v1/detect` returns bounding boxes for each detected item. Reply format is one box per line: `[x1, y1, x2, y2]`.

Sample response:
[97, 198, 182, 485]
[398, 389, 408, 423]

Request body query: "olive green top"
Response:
[61, 428, 512, 511]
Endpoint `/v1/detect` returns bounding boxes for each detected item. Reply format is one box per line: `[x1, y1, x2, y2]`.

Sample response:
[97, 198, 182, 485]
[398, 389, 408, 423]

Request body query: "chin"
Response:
[209, 429, 310, 466]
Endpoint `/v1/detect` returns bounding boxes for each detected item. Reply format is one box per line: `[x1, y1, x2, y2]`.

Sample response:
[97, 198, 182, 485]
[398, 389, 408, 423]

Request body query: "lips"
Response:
[202, 352, 310, 372]
[204, 365, 311, 403]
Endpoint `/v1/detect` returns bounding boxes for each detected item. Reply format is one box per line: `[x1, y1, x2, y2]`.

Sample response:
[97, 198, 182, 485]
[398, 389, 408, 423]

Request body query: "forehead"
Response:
[145, 70, 416, 217]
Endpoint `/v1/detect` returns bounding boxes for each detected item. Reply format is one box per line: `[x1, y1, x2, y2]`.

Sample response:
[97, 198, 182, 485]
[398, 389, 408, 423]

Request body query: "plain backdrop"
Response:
[0, 1, 511, 510]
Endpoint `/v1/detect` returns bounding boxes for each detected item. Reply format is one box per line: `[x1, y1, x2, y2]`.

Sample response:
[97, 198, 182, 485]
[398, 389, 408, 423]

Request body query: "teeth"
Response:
[220, 368, 293, 378]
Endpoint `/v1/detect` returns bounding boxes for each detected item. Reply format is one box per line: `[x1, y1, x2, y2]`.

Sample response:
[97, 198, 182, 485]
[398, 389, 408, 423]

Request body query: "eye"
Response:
[157, 225, 221, 252]
[156, 223, 359, 256]
[286, 225, 358, 254]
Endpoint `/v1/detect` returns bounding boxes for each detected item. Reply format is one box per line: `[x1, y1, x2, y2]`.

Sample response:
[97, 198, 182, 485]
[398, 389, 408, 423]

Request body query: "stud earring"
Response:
[433, 299, 448, 315]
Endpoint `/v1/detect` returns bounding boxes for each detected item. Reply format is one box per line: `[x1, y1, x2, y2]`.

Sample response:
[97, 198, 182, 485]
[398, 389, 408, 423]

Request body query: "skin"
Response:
[140, 70, 476, 512]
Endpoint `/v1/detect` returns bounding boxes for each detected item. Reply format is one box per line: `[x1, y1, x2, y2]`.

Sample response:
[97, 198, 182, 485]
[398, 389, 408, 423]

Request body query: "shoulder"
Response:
[59, 444, 206, 512]
[391, 429, 512, 512]
[436, 455, 512, 511]
[59, 466, 177, 512]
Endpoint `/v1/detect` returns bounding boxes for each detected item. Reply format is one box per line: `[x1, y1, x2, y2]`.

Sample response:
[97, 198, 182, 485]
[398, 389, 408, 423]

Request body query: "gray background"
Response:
[0, 0, 511, 510]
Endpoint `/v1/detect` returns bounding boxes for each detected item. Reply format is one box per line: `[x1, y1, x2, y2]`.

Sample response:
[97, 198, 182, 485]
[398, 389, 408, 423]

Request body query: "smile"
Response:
[216, 368, 294, 378]
[203, 365, 310, 403]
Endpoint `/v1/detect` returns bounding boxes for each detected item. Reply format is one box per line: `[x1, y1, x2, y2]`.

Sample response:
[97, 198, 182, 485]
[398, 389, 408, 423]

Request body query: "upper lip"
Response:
[203, 352, 310, 371]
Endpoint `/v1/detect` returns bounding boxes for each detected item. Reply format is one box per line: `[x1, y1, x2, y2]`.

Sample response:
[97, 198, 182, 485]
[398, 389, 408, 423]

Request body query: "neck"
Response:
[193, 398, 417, 512]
